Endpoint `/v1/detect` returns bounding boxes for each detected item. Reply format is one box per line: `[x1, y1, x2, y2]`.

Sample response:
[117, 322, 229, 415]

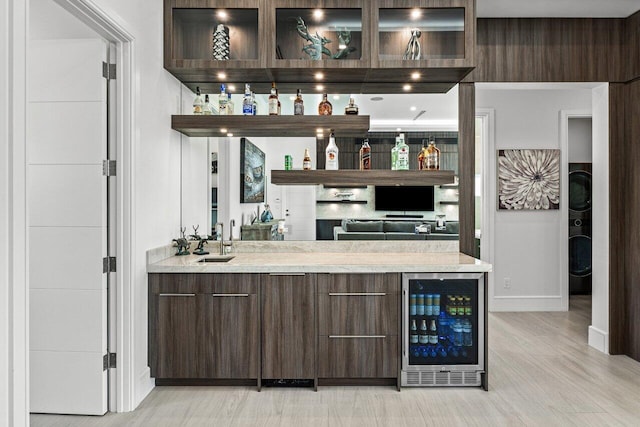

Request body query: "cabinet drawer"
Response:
[317, 273, 399, 294]
[318, 335, 398, 378]
[318, 292, 398, 336]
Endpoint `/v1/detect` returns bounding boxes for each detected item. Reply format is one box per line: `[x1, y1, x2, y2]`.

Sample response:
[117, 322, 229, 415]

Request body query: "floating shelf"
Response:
[271, 170, 455, 186]
[316, 200, 368, 204]
[171, 115, 370, 138]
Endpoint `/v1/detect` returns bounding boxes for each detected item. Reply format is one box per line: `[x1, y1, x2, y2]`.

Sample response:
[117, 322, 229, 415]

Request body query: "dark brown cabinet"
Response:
[261, 273, 316, 380]
[317, 273, 400, 382]
[148, 273, 259, 383]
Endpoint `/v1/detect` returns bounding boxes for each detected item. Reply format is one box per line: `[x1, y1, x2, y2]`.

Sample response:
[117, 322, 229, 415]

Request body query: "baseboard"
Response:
[491, 295, 564, 312]
[588, 325, 609, 354]
[135, 367, 154, 409]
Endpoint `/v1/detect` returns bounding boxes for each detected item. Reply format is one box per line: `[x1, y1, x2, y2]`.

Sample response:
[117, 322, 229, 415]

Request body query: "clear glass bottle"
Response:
[425, 136, 440, 170]
[359, 138, 371, 170]
[428, 319, 439, 345]
[419, 319, 429, 344]
[410, 319, 419, 344]
[218, 84, 227, 115]
[268, 82, 279, 115]
[302, 148, 312, 170]
[226, 91, 234, 115]
[344, 97, 359, 115]
[242, 84, 253, 115]
[251, 91, 257, 115]
[396, 133, 409, 171]
[203, 94, 212, 115]
[391, 138, 399, 170]
[318, 93, 333, 116]
[193, 86, 204, 115]
[294, 89, 304, 115]
[325, 130, 339, 170]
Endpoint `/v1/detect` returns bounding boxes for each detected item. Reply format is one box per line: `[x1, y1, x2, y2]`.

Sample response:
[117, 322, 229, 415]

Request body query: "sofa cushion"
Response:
[336, 232, 385, 240]
[446, 222, 459, 234]
[383, 221, 420, 233]
[343, 220, 383, 232]
[385, 233, 426, 241]
[425, 233, 459, 241]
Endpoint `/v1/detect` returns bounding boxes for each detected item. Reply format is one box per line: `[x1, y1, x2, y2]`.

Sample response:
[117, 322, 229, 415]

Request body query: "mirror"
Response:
[183, 87, 460, 241]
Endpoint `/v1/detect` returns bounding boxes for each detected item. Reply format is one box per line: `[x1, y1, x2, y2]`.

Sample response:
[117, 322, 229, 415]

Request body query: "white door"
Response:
[28, 39, 111, 415]
[282, 186, 316, 240]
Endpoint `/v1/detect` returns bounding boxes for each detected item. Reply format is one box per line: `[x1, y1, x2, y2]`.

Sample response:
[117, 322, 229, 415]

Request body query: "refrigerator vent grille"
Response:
[402, 371, 481, 387]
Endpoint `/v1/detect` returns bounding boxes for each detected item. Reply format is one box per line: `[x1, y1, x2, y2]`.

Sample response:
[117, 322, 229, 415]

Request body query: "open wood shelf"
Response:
[271, 170, 455, 186]
[171, 115, 370, 138]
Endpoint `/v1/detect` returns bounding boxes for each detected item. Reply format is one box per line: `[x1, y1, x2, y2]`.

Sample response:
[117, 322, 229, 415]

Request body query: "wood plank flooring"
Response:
[32, 296, 640, 426]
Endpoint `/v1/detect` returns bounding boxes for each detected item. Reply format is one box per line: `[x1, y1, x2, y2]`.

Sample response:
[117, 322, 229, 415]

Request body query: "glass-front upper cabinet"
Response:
[267, 0, 371, 71]
[372, 0, 475, 69]
[164, 0, 269, 84]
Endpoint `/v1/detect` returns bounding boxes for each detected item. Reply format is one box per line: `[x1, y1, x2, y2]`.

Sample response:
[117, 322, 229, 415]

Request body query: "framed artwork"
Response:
[497, 149, 560, 210]
[240, 138, 265, 204]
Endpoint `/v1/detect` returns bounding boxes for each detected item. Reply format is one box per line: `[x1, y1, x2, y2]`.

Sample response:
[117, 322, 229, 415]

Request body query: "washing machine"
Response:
[569, 163, 592, 295]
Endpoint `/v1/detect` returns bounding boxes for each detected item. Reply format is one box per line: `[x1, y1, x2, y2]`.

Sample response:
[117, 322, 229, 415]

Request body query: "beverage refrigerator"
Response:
[401, 273, 486, 388]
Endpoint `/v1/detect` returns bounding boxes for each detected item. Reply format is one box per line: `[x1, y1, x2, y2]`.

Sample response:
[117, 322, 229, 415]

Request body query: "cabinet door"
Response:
[318, 273, 398, 336]
[201, 274, 259, 379]
[318, 336, 398, 378]
[261, 273, 315, 379]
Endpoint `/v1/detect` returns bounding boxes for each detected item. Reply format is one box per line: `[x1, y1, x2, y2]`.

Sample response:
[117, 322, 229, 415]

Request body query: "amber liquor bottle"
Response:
[294, 89, 304, 115]
[268, 82, 279, 115]
[359, 138, 371, 170]
[318, 93, 333, 115]
[425, 137, 441, 170]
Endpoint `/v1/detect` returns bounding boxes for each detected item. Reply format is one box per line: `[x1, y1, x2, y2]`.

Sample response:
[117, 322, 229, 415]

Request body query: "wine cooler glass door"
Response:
[402, 273, 484, 372]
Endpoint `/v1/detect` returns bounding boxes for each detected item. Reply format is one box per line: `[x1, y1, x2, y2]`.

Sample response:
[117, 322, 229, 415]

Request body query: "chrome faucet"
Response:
[223, 219, 235, 253]
[215, 222, 224, 255]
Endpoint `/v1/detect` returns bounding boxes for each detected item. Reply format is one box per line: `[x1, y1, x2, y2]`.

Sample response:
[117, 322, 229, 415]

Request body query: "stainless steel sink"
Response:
[197, 255, 235, 263]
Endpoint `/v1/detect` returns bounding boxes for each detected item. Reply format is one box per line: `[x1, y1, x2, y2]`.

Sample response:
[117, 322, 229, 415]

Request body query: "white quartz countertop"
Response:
[147, 251, 492, 274]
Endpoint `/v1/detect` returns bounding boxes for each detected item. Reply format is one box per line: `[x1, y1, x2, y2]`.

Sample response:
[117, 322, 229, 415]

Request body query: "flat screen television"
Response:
[374, 186, 435, 211]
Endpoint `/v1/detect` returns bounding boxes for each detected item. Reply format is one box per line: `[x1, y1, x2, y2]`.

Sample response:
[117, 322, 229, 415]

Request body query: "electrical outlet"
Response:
[503, 277, 511, 289]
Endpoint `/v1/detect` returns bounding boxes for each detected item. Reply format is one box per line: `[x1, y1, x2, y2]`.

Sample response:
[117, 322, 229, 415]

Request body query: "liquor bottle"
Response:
[193, 86, 204, 115]
[251, 91, 258, 115]
[325, 130, 339, 170]
[203, 94, 212, 115]
[417, 139, 428, 170]
[226, 91, 234, 115]
[428, 319, 438, 344]
[218, 84, 227, 115]
[425, 137, 440, 170]
[391, 138, 399, 170]
[396, 133, 409, 171]
[302, 148, 312, 170]
[359, 138, 371, 170]
[242, 84, 253, 115]
[318, 93, 333, 115]
[268, 82, 279, 115]
[419, 319, 429, 344]
[344, 97, 359, 115]
[294, 89, 304, 115]
[410, 319, 419, 344]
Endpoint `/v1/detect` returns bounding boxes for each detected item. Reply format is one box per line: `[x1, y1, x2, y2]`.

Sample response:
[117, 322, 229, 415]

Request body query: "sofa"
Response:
[333, 219, 459, 241]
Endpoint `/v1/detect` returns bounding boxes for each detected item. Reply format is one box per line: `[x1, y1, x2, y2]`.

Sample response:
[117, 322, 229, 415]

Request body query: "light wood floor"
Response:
[32, 296, 640, 426]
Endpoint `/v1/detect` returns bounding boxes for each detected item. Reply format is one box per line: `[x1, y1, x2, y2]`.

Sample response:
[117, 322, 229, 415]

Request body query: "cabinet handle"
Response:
[158, 293, 196, 297]
[211, 293, 249, 297]
[329, 335, 386, 339]
[329, 292, 386, 296]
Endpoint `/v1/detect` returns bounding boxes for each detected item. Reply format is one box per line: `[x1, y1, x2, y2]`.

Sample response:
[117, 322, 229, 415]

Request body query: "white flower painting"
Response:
[497, 149, 560, 210]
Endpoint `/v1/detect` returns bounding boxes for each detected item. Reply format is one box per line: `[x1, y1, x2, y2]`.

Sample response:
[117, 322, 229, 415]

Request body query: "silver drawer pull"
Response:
[329, 335, 386, 339]
[212, 293, 249, 297]
[159, 293, 196, 297]
[329, 292, 386, 296]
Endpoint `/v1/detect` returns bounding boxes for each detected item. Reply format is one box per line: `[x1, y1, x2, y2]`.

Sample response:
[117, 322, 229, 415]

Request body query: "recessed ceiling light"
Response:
[410, 9, 421, 19]
[316, 84, 324, 91]
[332, 95, 340, 100]
[217, 10, 228, 20]
[411, 72, 421, 80]
[314, 72, 324, 80]
[410, 106, 417, 111]
[228, 85, 236, 92]
[217, 72, 226, 79]
[316, 128, 323, 133]
[227, 133, 234, 137]
[220, 128, 227, 133]
[370, 96, 384, 101]
[289, 96, 296, 101]
[403, 84, 412, 91]
[313, 9, 324, 20]
[396, 127, 402, 132]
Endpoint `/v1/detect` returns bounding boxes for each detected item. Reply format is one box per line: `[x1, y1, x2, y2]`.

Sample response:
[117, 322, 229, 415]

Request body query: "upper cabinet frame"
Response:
[163, 0, 476, 93]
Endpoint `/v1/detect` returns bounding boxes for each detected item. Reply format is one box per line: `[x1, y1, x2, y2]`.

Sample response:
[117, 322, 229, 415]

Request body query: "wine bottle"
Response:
[302, 148, 312, 170]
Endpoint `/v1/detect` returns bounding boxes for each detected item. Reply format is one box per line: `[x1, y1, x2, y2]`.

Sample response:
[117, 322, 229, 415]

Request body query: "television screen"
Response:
[374, 186, 435, 211]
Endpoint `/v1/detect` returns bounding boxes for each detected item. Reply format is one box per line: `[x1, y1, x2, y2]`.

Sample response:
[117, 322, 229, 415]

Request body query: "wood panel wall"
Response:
[458, 83, 475, 256]
[469, 18, 627, 83]
[626, 11, 640, 80]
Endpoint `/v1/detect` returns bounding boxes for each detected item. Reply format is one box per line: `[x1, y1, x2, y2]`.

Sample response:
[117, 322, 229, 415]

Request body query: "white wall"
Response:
[477, 86, 593, 311]
[568, 117, 593, 162]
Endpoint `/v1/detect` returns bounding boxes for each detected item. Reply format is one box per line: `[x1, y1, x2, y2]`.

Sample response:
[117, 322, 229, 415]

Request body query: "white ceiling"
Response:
[477, 0, 640, 18]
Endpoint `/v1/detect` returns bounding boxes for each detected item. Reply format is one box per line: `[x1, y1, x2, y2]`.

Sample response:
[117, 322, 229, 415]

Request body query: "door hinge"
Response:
[103, 160, 116, 176]
[103, 256, 116, 273]
[102, 61, 116, 80]
[103, 353, 116, 371]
